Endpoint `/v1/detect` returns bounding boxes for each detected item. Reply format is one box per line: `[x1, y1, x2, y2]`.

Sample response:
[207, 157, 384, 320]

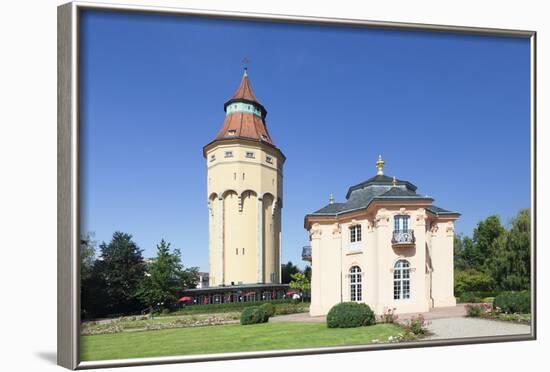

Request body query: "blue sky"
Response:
[80, 10, 531, 271]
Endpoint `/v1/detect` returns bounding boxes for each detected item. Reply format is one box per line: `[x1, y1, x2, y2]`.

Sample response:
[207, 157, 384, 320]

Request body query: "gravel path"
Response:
[425, 317, 531, 340]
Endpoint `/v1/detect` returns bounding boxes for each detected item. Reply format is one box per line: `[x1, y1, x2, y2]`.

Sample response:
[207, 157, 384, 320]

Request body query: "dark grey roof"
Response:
[346, 175, 417, 199]
[426, 205, 460, 216]
[309, 173, 458, 217]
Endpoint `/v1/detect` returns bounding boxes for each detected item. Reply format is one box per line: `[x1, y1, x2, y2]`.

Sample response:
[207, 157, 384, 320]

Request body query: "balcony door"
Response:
[394, 215, 409, 232]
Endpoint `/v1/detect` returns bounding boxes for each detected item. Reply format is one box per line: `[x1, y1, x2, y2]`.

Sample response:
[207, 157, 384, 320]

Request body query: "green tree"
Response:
[136, 239, 200, 313]
[179, 266, 200, 290]
[454, 269, 494, 294]
[303, 265, 312, 281]
[96, 231, 145, 316]
[487, 209, 531, 291]
[472, 215, 506, 269]
[80, 232, 106, 319]
[281, 261, 300, 284]
[80, 233, 96, 282]
[289, 272, 310, 301]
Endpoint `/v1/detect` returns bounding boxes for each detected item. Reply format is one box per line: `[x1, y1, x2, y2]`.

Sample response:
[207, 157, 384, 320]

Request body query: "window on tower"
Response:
[246, 152, 255, 159]
[210, 154, 216, 162]
[224, 151, 233, 158]
[266, 155, 273, 164]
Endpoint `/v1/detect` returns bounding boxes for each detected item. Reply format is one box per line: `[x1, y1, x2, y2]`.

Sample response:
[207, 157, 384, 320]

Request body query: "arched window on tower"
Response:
[350, 266, 362, 302]
[393, 260, 411, 300]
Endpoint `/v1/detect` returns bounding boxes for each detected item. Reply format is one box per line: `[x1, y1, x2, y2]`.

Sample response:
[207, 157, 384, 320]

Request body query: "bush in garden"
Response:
[465, 303, 492, 317]
[403, 314, 429, 335]
[240, 306, 269, 325]
[379, 307, 399, 323]
[326, 302, 375, 328]
[260, 303, 275, 318]
[454, 269, 495, 295]
[458, 292, 482, 303]
[494, 291, 530, 314]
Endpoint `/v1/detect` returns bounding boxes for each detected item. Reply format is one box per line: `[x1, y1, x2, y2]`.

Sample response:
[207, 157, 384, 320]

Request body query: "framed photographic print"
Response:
[57, 1, 536, 369]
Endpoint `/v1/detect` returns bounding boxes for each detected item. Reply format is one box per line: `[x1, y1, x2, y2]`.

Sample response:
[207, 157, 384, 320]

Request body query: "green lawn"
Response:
[81, 321, 401, 361]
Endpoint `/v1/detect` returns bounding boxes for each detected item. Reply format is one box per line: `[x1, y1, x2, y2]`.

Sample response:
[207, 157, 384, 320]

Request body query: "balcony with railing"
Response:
[391, 229, 415, 248]
[302, 246, 312, 262]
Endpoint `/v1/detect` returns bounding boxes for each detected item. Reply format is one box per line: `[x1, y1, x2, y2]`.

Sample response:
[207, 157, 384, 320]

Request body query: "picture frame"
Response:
[58, 1, 537, 369]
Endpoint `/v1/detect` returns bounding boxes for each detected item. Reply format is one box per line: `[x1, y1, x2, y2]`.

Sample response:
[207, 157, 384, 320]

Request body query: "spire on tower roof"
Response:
[229, 68, 260, 103]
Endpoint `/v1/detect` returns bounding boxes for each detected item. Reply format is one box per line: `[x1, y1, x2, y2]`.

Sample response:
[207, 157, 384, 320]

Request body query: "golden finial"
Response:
[376, 155, 385, 176]
[392, 176, 397, 186]
[329, 193, 334, 205]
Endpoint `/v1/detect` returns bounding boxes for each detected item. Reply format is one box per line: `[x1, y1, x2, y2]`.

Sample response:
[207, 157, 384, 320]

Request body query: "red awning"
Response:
[178, 296, 193, 302]
[286, 291, 298, 295]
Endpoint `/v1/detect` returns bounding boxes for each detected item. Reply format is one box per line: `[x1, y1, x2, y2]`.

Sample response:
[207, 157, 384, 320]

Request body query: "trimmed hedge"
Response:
[457, 291, 498, 303]
[170, 299, 301, 315]
[260, 303, 275, 318]
[240, 306, 269, 325]
[326, 302, 375, 328]
[494, 291, 530, 314]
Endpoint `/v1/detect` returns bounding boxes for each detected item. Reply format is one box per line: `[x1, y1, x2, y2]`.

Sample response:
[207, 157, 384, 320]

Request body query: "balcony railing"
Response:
[392, 230, 415, 246]
[302, 246, 312, 262]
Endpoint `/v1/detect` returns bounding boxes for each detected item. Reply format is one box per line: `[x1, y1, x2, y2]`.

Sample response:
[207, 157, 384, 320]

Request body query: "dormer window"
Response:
[350, 225, 362, 243]
[224, 151, 233, 158]
[261, 134, 268, 141]
[227, 130, 236, 136]
[246, 152, 255, 159]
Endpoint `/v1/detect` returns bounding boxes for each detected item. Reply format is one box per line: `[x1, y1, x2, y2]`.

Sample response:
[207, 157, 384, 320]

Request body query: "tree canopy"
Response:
[136, 239, 199, 312]
[454, 209, 531, 294]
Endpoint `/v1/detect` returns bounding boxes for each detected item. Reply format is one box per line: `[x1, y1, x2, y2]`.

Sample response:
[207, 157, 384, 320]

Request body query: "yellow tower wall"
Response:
[206, 140, 283, 286]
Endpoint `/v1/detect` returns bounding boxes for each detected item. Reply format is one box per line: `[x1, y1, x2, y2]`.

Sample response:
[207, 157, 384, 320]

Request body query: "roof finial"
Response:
[329, 193, 334, 205]
[242, 57, 250, 76]
[392, 176, 397, 187]
[376, 155, 385, 176]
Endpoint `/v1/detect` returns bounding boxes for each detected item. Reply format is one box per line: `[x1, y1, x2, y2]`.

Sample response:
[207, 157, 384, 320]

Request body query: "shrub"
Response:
[457, 291, 498, 303]
[401, 314, 430, 336]
[494, 291, 530, 314]
[379, 307, 398, 324]
[326, 302, 375, 328]
[454, 269, 495, 294]
[260, 303, 275, 318]
[465, 303, 492, 317]
[240, 306, 269, 325]
[458, 292, 482, 303]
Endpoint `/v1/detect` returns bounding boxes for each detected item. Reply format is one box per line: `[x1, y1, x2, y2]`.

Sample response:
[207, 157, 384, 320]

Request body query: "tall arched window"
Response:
[393, 260, 411, 300]
[350, 266, 362, 302]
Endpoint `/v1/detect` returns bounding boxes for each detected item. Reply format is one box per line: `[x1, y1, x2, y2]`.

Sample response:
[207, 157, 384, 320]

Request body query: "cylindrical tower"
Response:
[203, 69, 285, 287]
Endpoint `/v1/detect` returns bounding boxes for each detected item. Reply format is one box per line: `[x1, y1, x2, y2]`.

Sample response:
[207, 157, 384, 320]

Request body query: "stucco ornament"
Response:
[446, 222, 455, 236]
[375, 209, 390, 227]
[310, 223, 322, 240]
[415, 211, 427, 226]
[430, 222, 439, 236]
[332, 223, 342, 237]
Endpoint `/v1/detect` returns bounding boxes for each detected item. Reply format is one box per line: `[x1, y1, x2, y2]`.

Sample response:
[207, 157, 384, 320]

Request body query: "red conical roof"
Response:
[230, 69, 261, 103]
[212, 70, 275, 146]
[214, 112, 273, 144]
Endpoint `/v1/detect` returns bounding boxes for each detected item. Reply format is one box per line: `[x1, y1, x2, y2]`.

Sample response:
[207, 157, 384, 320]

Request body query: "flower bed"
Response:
[81, 313, 240, 335]
[465, 303, 531, 324]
